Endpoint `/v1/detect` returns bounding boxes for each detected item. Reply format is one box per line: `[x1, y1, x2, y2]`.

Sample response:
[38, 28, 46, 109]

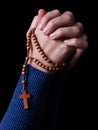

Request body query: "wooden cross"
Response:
[19, 89, 30, 109]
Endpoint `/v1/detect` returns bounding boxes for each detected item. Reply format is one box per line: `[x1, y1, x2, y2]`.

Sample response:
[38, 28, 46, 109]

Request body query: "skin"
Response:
[27, 9, 88, 73]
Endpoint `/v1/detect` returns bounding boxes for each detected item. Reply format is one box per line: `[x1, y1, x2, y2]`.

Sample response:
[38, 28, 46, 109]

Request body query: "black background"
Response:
[0, 0, 97, 129]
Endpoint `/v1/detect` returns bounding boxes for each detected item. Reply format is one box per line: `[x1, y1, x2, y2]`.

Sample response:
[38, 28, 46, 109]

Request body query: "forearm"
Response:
[0, 64, 51, 130]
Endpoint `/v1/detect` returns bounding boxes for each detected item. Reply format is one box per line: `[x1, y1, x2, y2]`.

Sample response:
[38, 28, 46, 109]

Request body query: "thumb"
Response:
[27, 9, 46, 36]
[30, 9, 46, 29]
[30, 15, 38, 28]
[28, 9, 46, 29]
[26, 15, 38, 37]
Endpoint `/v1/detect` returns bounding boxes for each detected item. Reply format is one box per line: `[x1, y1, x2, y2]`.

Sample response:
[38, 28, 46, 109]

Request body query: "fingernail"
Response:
[49, 33, 56, 39]
[38, 24, 44, 30]
[43, 27, 49, 34]
[73, 27, 79, 32]
[64, 40, 70, 45]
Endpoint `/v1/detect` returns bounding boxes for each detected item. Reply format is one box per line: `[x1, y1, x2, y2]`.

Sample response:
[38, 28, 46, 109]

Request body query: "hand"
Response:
[27, 9, 88, 73]
[37, 9, 88, 69]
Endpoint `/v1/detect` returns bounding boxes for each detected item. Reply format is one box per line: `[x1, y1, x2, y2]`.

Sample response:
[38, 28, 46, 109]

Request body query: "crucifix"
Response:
[19, 89, 30, 109]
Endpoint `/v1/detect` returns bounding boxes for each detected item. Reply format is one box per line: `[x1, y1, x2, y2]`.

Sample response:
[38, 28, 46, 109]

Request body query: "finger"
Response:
[74, 22, 84, 33]
[26, 16, 38, 37]
[49, 26, 81, 39]
[42, 11, 75, 35]
[30, 16, 38, 28]
[38, 9, 61, 30]
[37, 9, 46, 24]
[66, 49, 84, 70]
[62, 11, 75, 25]
[64, 37, 88, 50]
[81, 33, 88, 41]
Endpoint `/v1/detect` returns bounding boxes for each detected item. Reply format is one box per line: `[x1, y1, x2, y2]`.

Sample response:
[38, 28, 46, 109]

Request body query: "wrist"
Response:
[28, 57, 56, 74]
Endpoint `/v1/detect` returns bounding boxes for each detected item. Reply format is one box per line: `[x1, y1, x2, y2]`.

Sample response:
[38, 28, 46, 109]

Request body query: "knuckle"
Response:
[78, 22, 83, 28]
[49, 20, 56, 27]
[72, 38, 78, 44]
[66, 11, 74, 17]
[47, 9, 61, 16]
[53, 9, 61, 15]
[57, 28, 63, 35]
[66, 14, 71, 20]
[63, 12, 75, 24]
[73, 27, 81, 35]
[76, 22, 84, 31]
[43, 10, 60, 22]
[42, 15, 48, 21]
[66, 11, 75, 21]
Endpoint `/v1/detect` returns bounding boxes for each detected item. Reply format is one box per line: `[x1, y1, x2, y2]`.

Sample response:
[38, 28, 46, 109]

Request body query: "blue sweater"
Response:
[0, 65, 61, 130]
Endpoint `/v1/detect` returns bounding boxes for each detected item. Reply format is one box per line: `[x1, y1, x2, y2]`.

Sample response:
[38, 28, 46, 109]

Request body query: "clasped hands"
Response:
[27, 9, 88, 73]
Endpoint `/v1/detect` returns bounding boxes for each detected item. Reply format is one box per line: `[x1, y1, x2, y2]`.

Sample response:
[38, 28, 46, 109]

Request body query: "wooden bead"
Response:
[25, 57, 29, 61]
[22, 68, 25, 71]
[27, 46, 30, 50]
[33, 58, 36, 62]
[46, 59, 51, 63]
[45, 66, 48, 70]
[23, 64, 26, 68]
[26, 43, 30, 46]
[37, 48, 41, 52]
[41, 64, 45, 68]
[22, 80, 26, 84]
[39, 51, 43, 55]
[22, 71, 25, 75]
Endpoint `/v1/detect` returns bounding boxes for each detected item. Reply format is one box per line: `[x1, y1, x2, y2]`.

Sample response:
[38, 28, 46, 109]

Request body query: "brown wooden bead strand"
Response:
[19, 56, 31, 109]
[29, 57, 66, 72]
[19, 27, 66, 109]
[31, 29, 51, 63]
[21, 57, 29, 90]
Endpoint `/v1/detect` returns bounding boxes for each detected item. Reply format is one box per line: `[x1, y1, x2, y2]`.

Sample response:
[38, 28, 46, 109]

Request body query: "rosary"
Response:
[19, 28, 66, 109]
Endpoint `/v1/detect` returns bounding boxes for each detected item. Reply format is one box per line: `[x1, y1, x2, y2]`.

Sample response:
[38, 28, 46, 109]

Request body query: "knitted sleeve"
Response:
[0, 64, 51, 130]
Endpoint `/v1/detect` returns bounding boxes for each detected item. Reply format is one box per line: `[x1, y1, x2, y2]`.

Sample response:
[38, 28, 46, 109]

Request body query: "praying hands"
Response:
[27, 9, 88, 73]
